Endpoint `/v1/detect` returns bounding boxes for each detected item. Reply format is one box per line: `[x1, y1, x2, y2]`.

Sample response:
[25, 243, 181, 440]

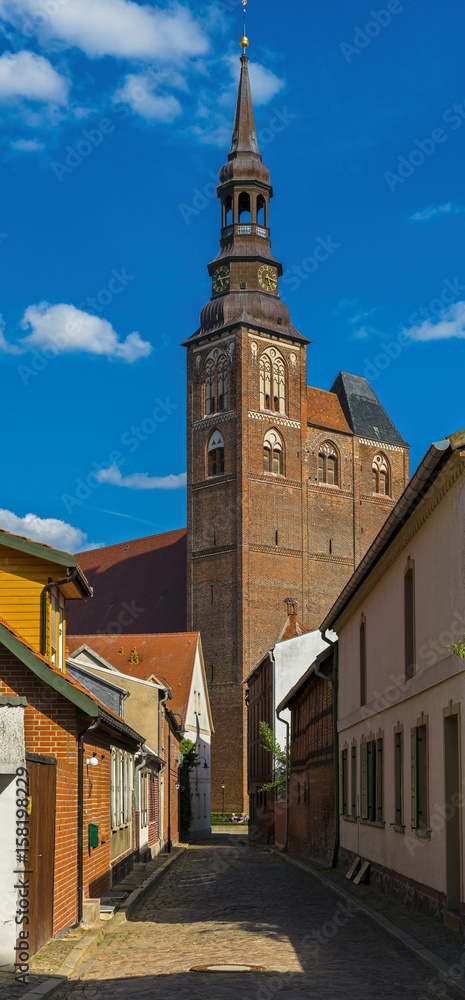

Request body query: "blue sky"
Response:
[0, 0, 464, 552]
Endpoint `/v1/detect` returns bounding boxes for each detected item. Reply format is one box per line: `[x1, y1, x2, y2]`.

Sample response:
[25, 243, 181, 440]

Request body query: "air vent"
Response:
[278, 317, 283, 325]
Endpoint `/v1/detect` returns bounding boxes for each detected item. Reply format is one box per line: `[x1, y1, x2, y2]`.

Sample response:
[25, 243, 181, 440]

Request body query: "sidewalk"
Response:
[271, 847, 465, 998]
[1, 847, 185, 1000]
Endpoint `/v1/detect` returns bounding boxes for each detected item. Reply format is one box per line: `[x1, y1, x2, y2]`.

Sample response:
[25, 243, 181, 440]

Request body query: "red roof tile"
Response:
[68, 528, 187, 636]
[67, 632, 198, 722]
[278, 614, 310, 643]
[307, 386, 353, 435]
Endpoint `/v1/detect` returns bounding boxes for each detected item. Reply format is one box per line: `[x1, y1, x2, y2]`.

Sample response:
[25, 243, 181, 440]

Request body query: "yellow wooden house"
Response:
[0, 529, 93, 670]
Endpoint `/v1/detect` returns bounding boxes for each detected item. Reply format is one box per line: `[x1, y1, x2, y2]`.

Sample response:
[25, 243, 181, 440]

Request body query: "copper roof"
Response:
[68, 528, 187, 635]
[67, 632, 199, 723]
[307, 386, 353, 435]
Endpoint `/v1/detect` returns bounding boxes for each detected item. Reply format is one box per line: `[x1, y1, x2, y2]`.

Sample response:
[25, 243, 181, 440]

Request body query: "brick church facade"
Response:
[183, 50, 409, 812]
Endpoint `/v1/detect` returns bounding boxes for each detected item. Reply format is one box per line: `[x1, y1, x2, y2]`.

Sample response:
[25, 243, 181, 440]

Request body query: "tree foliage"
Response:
[258, 721, 288, 798]
[179, 738, 201, 835]
[447, 635, 465, 660]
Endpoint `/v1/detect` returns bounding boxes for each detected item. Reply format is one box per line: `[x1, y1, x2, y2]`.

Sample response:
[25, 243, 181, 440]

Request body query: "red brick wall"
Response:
[288, 658, 335, 865]
[162, 714, 180, 847]
[247, 655, 275, 842]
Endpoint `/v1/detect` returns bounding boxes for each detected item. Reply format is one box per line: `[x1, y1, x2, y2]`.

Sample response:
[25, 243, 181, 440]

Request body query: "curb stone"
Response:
[269, 848, 465, 999]
[20, 847, 186, 1000]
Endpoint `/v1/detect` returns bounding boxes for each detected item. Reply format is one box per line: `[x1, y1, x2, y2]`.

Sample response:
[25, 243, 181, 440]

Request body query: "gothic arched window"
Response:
[259, 348, 286, 414]
[372, 453, 390, 495]
[263, 429, 284, 476]
[204, 351, 228, 416]
[318, 442, 339, 486]
[208, 430, 225, 477]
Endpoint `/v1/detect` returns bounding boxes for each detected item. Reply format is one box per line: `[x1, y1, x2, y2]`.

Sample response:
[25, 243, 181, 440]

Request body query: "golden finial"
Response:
[240, 0, 249, 50]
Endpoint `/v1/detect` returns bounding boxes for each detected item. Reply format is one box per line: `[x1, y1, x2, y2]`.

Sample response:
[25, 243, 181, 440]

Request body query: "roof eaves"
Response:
[0, 622, 98, 718]
[0, 529, 78, 569]
[321, 438, 452, 632]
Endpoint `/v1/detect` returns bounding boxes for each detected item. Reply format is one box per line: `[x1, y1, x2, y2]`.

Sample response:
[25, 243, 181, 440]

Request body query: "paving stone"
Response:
[51, 840, 459, 1000]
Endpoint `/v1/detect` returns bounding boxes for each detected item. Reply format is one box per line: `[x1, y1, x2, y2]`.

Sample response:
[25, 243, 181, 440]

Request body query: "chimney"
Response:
[284, 597, 297, 617]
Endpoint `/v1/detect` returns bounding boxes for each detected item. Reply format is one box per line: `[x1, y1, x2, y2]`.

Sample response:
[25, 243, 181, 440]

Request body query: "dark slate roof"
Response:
[331, 372, 408, 448]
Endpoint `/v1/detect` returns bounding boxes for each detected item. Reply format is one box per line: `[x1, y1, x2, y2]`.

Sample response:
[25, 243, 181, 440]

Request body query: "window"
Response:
[58, 595, 65, 672]
[360, 617, 367, 706]
[208, 430, 225, 477]
[50, 588, 57, 665]
[361, 738, 383, 822]
[411, 725, 428, 831]
[238, 191, 251, 222]
[263, 429, 284, 476]
[318, 443, 339, 486]
[205, 351, 228, 415]
[259, 348, 286, 413]
[404, 560, 416, 679]
[395, 731, 403, 827]
[257, 194, 267, 226]
[340, 749, 349, 816]
[372, 453, 390, 495]
[351, 746, 357, 817]
[111, 749, 133, 830]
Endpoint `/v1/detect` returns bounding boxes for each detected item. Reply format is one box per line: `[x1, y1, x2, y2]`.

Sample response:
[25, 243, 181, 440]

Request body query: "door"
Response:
[444, 716, 461, 912]
[27, 756, 57, 955]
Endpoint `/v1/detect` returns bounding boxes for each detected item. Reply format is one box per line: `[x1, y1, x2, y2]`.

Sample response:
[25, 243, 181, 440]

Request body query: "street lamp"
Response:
[221, 780, 226, 823]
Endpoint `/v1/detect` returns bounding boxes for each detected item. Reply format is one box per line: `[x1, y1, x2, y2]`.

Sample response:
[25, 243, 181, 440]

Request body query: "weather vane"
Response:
[240, 0, 249, 51]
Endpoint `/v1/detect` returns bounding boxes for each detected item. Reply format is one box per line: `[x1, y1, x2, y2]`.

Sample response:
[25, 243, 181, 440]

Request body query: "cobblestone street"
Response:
[53, 838, 457, 1000]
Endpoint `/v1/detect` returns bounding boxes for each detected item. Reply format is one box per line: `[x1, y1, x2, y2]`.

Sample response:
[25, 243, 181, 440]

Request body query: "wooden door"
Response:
[27, 756, 57, 956]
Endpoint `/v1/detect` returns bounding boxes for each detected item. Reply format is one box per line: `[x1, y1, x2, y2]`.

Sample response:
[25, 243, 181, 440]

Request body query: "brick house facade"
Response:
[184, 51, 410, 812]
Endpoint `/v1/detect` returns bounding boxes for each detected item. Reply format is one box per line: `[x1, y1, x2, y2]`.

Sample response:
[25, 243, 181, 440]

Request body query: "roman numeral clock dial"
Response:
[212, 266, 230, 293]
[258, 265, 277, 291]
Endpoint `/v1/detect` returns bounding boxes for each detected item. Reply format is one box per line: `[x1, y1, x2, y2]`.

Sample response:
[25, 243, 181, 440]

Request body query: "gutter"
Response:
[77, 717, 100, 925]
[316, 632, 339, 868]
[321, 438, 450, 633]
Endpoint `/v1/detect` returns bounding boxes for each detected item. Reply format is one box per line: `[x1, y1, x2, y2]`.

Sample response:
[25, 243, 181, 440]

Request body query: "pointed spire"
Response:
[229, 53, 261, 160]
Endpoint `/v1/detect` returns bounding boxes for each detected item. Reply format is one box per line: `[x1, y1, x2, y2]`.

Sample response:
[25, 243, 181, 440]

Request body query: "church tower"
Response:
[184, 34, 409, 813]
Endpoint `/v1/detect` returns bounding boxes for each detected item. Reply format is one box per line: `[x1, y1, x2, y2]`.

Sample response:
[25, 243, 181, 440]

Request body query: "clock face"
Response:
[258, 265, 278, 291]
[212, 266, 230, 293]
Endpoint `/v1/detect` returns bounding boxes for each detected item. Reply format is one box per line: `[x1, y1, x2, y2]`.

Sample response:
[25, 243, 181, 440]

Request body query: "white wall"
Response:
[274, 630, 336, 750]
[0, 706, 26, 971]
[185, 645, 212, 836]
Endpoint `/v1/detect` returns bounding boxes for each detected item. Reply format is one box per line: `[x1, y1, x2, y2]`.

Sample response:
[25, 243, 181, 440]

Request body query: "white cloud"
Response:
[409, 203, 465, 222]
[0, 508, 100, 553]
[10, 137, 45, 151]
[0, 51, 69, 105]
[0, 302, 153, 362]
[114, 73, 182, 123]
[227, 54, 284, 106]
[1, 0, 209, 62]
[97, 464, 187, 490]
[406, 301, 465, 342]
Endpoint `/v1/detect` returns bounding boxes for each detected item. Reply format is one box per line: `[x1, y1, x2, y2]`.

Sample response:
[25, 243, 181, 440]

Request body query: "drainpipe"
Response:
[167, 717, 172, 854]
[270, 647, 276, 843]
[159, 689, 169, 852]
[77, 717, 100, 924]
[316, 632, 339, 868]
[276, 708, 289, 852]
[42, 568, 78, 658]
[134, 744, 148, 862]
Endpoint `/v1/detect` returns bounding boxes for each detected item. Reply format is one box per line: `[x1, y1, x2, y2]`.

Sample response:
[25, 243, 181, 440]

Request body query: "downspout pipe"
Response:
[159, 689, 169, 852]
[77, 717, 100, 924]
[276, 708, 289, 852]
[42, 568, 78, 658]
[270, 647, 276, 844]
[134, 744, 148, 812]
[316, 632, 339, 868]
